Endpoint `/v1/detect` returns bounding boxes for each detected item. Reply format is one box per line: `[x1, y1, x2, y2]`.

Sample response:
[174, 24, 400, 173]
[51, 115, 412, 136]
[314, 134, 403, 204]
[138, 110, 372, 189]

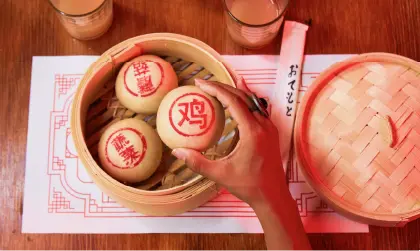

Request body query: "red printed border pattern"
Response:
[236, 68, 277, 85]
[46, 71, 331, 218]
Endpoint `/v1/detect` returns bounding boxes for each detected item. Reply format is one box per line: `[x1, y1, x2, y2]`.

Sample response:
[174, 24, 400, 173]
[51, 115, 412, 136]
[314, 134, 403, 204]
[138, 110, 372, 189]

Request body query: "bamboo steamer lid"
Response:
[295, 53, 420, 226]
[71, 33, 238, 216]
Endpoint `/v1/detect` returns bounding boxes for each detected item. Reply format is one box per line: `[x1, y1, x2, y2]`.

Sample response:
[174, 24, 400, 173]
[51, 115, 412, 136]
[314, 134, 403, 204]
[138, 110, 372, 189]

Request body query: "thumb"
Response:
[172, 148, 218, 180]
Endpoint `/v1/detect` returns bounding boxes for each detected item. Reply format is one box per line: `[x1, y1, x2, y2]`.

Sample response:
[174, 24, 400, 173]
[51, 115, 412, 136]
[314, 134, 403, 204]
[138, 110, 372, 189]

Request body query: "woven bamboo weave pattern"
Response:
[306, 61, 420, 214]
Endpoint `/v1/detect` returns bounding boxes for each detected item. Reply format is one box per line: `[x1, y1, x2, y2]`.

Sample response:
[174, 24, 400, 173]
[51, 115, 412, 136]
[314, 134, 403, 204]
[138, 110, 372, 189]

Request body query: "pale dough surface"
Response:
[157, 85, 225, 151]
[98, 118, 163, 183]
[116, 55, 178, 114]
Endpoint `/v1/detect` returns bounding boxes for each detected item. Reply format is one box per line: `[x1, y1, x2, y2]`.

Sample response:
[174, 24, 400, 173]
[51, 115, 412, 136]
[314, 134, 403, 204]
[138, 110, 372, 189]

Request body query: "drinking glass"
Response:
[223, 0, 289, 49]
[49, 0, 113, 40]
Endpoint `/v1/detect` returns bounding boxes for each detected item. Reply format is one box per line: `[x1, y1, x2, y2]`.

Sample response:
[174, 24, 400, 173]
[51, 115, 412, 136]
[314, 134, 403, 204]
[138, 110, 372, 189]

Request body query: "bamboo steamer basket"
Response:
[295, 53, 420, 226]
[71, 33, 239, 216]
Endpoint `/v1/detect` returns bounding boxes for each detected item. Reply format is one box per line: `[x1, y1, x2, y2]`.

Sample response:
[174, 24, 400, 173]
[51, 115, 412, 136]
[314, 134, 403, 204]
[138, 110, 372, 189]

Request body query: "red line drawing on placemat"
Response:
[46, 74, 258, 218]
[46, 70, 333, 219]
[287, 87, 336, 218]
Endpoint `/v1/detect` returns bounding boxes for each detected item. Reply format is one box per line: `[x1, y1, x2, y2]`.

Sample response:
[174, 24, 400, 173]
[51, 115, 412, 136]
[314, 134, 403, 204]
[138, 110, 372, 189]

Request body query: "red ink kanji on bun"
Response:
[116, 55, 178, 114]
[98, 118, 163, 183]
[157, 85, 225, 151]
[104, 127, 147, 169]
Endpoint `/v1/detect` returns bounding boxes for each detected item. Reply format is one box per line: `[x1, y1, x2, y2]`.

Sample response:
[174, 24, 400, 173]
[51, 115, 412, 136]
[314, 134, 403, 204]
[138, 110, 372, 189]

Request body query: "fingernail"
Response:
[195, 78, 208, 87]
[172, 149, 186, 161]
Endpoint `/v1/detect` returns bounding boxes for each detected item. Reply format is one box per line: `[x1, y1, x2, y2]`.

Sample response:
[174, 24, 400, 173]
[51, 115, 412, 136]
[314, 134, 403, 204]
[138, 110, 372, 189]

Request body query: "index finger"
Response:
[196, 79, 254, 109]
[195, 79, 257, 131]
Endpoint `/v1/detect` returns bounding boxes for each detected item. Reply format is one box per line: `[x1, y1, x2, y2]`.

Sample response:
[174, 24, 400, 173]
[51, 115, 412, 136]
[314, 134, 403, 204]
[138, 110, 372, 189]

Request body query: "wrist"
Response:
[248, 182, 294, 213]
[250, 190, 294, 217]
[250, 187, 311, 250]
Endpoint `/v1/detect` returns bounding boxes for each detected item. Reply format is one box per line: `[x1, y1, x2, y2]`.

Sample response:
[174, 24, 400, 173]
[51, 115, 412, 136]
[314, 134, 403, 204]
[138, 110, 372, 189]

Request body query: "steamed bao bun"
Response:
[115, 55, 178, 114]
[98, 118, 163, 183]
[156, 85, 225, 151]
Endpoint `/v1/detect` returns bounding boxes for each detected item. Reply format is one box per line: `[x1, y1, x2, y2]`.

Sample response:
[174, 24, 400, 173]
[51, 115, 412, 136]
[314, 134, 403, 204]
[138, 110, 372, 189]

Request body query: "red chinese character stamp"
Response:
[124, 60, 164, 97]
[169, 93, 215, 137]
[104, 128, 147, 169]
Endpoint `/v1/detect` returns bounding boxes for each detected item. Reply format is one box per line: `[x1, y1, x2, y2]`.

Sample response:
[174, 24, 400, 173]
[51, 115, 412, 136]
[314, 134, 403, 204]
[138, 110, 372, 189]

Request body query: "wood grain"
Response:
[0, 0, 419, 249]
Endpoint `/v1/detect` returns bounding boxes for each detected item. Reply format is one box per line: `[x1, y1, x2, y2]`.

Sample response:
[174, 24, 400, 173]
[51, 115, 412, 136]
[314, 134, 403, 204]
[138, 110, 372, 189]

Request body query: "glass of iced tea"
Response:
[223, 0, 289, 49]
[49, 0, 113, 40]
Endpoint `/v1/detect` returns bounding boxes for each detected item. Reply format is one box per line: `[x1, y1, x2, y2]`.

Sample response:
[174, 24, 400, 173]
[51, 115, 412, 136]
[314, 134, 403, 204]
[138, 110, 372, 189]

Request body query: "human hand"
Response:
[172, 78, 310, 249]
[171, 78, 290, 208]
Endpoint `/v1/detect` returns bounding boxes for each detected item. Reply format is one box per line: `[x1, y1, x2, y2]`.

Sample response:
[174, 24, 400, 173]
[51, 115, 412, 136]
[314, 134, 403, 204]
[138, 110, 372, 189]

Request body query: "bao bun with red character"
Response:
[115, 55, 178, 114]
[156, 85, 225, 151]
[98, 118, 163, 183]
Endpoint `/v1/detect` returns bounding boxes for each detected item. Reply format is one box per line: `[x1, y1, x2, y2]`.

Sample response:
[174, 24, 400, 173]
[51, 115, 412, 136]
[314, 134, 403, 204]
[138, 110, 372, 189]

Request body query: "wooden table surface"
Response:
[1, 0, 419, 249]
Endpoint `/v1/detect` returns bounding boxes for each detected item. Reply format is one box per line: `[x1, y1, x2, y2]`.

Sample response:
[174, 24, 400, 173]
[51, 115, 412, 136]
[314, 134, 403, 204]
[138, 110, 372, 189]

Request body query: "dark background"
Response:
[1, 0, 419, 249]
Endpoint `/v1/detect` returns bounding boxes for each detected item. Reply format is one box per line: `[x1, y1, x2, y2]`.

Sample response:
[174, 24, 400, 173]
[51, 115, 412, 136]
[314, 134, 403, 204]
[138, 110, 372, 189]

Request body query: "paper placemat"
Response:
[22, 54, 368, 233]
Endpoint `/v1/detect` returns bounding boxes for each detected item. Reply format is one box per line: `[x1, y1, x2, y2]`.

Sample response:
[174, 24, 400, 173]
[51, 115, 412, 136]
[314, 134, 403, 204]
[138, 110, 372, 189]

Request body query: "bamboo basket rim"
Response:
[71, 33, 236, 200]
[294, 52, 420, 226]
